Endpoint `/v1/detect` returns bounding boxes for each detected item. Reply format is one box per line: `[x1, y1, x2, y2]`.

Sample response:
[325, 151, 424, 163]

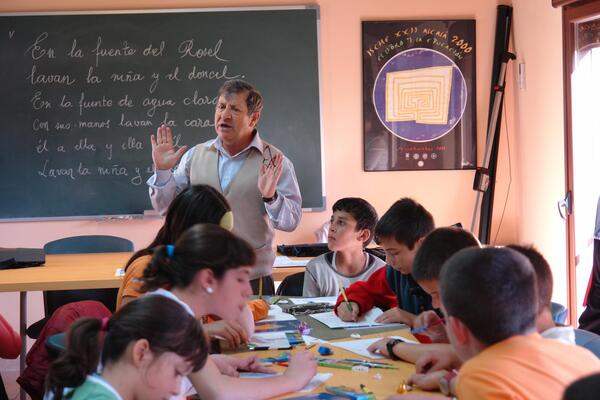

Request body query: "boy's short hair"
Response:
[374, 198, 434, 249]
[412, 227, 480, 282]
[332, 197, 378, 246]
[440, 247, 537, 346]
[507, 244, 553, 312]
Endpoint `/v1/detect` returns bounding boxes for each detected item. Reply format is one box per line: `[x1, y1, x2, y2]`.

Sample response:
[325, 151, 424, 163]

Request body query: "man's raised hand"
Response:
[151, 124, 188, 170]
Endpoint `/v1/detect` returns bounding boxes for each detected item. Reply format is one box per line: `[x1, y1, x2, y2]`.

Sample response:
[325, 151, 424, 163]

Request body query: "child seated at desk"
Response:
[387, 247, 600, 399]
[367, 226, 480, 361]
[302, 197, 385, 297]
[46, 295, 208, 400]
[140, 223, 317, 399]
[117, 184, 268, 348]
[334, 198, 435, 326]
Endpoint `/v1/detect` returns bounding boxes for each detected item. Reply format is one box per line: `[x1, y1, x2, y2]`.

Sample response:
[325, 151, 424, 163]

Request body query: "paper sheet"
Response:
[329, 336, 417, 359]
[260, 304, 298, 322]
[309, 308, 407, 329]
[249, 331, 291, 349]
[274, 256, 310, 268]
[289, 296, 337, 305]
[239, 372, 332, 392]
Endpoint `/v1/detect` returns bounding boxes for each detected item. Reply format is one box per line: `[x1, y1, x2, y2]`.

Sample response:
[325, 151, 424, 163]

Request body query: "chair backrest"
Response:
[44, 235, 133, 254]
[276, 272, 305, 297]
[575, 328, 600, 358]
[551, 301, 568, 325]
[42, 235, 134, 315]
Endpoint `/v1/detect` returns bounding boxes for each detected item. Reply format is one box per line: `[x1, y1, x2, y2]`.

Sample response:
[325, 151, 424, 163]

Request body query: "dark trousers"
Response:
[579, 239, 600, 334]
[250, 275, 275, 296]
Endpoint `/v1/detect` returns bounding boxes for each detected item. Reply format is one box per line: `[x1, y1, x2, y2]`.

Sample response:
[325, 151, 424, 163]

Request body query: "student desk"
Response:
[0, 251, 308, 395]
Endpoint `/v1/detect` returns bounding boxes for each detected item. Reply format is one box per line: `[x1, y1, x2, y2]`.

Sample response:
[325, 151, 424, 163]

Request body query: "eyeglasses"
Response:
[262, 145, 276, 168]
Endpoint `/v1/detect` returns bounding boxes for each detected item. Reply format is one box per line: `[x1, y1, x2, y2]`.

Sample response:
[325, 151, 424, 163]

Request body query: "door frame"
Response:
[560, 0, 600, 324]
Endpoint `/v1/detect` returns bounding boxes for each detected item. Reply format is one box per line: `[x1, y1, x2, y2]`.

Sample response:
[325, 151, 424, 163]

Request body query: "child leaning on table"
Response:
[303, 197, 385, 297]
[334, 198, 435, 326]
[46, 295, 208, 400]
[367, 226, 480, 362]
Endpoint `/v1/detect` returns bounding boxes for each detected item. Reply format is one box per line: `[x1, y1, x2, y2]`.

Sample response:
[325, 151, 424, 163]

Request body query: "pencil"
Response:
[258, 276, 263, 299]
[338, 280, 353, 313]
[410, 318, 445, 335]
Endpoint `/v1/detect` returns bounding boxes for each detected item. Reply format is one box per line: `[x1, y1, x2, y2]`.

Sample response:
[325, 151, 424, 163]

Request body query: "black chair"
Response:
[275, 272, 305, 297]
[26, 235, 133, 339]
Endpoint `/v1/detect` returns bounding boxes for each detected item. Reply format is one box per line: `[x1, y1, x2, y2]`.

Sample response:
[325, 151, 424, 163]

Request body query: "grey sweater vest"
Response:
[189, 142, 276, 279]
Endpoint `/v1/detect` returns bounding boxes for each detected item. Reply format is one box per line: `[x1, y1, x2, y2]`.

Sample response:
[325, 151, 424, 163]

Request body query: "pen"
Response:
[338, 280, 353, 313]
[343, 358, 392, 366]
[318, 361, 354, 370]
[410, 318, 445, 335]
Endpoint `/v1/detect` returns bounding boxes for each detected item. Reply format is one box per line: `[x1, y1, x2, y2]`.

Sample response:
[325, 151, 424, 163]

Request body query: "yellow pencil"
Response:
[258, 276, 263, 299]
[338, 280, 353, 312]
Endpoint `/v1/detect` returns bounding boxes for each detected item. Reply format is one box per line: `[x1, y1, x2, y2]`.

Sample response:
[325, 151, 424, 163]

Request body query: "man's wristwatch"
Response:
[386, 339, 403, 360]
[262, 192, 278, 203]
[439, 369, 458, 397]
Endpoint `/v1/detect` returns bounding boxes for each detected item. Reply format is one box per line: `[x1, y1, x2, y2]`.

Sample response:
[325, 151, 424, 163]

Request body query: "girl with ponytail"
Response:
[46, 295, 208, 400]
[142, 223, 317, 400]
[117, 184, 268, 348]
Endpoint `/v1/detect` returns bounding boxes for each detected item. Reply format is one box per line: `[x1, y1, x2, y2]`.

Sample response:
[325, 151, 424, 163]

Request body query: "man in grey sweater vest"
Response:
[147, 79, 302, 294]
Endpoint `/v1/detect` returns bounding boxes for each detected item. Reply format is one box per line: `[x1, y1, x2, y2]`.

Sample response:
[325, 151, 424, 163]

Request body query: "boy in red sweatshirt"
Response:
[335, 198, 434, 326]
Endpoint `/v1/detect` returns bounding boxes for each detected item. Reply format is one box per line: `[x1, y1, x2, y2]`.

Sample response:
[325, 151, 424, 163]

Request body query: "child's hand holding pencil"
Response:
[337, 280, 359, 322]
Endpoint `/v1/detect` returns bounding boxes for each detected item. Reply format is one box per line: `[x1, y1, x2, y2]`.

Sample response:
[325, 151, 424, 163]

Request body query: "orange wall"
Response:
[2, 0, 570, 337]
[512, 0, 567, 304]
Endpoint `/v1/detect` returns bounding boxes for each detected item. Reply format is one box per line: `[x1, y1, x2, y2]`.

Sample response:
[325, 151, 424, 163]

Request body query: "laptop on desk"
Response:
[0, 248, 45, 270]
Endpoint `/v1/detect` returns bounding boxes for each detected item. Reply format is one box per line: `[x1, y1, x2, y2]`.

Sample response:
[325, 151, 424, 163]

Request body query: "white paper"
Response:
[239, 372, 332, 392]
[115, 268, 124, 277]
[289, 296, 337, 305]
[273, 256, 310, 268]
[249, 331, 291, 349]
[309, 308, 407, 329]
[329, 336, 417, 359]
[260, 304, 297, 322]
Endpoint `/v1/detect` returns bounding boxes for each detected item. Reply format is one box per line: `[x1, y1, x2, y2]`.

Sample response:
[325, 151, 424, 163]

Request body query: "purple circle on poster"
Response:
[373, 48, 467, 142]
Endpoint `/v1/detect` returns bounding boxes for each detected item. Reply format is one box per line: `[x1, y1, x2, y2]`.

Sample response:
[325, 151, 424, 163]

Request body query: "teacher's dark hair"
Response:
[125, 184, 231, 271]
[440, 247, 537, 346]
[143, 223, 255, 291]
[46, 295, 208, 400]
[219, 79, 264, 115]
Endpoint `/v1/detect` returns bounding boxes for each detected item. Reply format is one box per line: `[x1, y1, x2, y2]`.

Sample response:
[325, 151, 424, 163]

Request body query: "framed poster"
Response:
[363, 20, 476, 171]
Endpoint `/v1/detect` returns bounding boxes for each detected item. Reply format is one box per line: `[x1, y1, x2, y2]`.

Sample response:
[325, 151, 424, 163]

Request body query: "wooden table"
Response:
[236, 330, 419, 399]
[0, 251, 307, 396]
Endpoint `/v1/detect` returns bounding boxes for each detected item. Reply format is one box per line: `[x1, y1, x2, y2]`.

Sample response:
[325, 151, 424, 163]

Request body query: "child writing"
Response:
[303, 197, 385, 297]
[141, 223, 317, 399]
[46, 295, 208, 400]
[367, 226, 480, 362]
[335, 198, 434, 326]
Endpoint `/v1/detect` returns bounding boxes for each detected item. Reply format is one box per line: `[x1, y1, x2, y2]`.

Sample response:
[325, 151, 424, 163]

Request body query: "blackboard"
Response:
[0, 7, 323, 220]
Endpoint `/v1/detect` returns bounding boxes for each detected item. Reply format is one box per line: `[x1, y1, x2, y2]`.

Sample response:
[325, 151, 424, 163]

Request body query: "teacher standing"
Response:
[147, 79, 302, 295]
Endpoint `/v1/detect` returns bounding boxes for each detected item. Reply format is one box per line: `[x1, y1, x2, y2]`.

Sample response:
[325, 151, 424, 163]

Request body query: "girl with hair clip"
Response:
[117, 184, 268, 348]
[142, 223, 317, 400]
[46, 295, 208, 400]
